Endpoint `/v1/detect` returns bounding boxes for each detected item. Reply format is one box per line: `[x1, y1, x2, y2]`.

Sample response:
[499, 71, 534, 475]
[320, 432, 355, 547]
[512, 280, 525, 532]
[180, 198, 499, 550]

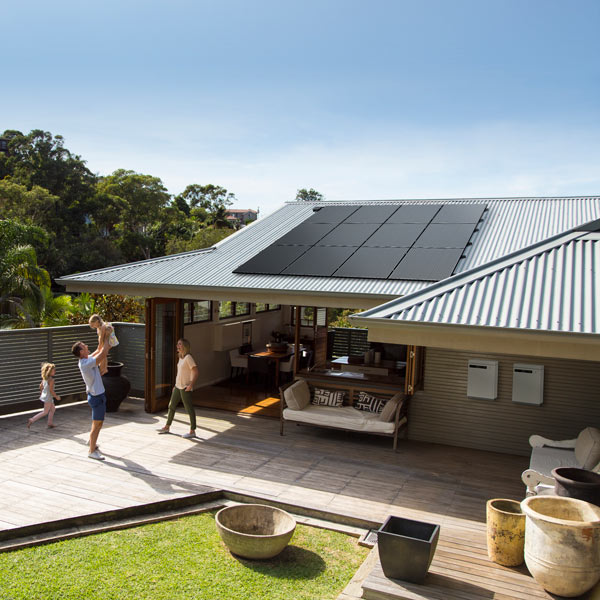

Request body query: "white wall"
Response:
[184, 304, 286, 387]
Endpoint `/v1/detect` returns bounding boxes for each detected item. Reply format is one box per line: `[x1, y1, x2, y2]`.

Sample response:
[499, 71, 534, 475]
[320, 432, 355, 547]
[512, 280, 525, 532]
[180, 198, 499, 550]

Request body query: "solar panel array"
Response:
[234, 204, 486, 281]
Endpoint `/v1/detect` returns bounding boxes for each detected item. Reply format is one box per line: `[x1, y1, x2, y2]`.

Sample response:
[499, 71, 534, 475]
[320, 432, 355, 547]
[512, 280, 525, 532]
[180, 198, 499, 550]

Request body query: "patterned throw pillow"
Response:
[355, 391, 387, 413]
[312, 388, 345, 407]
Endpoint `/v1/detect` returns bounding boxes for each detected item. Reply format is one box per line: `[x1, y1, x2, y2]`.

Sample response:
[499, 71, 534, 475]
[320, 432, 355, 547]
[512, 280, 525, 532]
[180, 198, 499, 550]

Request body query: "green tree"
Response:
[97, 169, 172, 260]
[295, 188, 324, 202]
[0, 220, 50, 327]
[175, 184, 235, 213]
[165, 227, 234, 254]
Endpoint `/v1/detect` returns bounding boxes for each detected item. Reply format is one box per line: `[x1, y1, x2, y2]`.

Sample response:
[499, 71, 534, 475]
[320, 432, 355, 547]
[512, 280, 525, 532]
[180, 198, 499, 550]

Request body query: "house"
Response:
[57, 196, 600, 455]
[225, 208, 258, 226]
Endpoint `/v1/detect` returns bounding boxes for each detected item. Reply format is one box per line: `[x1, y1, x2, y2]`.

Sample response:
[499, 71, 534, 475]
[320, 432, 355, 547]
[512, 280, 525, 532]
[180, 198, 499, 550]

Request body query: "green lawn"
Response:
[0, 511, 369, 599]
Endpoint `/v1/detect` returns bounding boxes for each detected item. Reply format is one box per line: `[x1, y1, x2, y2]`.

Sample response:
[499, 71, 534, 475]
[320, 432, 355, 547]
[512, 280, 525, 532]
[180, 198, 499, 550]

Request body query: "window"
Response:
[219, 301, 250, 319]
[256, 303, 281, 313]
[291, 307, 326, 327]
[183, 300, 212, 324]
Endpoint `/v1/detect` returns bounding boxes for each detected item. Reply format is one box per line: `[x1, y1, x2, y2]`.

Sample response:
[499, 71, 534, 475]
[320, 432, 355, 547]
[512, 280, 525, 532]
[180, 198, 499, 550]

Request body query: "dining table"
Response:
[249, 349, 293, 388]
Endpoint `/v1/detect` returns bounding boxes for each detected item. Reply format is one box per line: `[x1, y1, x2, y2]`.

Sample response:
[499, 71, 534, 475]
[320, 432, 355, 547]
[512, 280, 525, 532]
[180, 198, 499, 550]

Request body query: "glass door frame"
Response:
[145, 297, 183, 413]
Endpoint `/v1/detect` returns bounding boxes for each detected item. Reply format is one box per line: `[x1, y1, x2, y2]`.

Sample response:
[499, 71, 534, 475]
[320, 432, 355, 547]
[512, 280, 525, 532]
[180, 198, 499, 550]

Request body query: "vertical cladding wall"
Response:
[112, 323, 145, 396]
[409, 348, 600, 456]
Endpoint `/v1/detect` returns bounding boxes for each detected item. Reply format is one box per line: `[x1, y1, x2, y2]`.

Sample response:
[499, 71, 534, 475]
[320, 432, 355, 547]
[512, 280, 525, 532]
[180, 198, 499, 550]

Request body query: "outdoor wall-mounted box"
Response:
[467, 359, 498, 400]
[512, 364, 544, 405]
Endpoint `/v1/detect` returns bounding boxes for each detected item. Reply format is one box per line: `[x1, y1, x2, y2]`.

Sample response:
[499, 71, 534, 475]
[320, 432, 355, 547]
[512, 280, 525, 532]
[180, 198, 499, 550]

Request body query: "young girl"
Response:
[88, 314, 119, 375]
[27, 362, 60, 429]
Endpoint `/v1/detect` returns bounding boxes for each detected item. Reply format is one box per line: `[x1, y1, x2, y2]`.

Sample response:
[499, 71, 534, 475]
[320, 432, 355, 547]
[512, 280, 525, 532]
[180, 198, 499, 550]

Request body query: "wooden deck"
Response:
[0, 394, 562, 599]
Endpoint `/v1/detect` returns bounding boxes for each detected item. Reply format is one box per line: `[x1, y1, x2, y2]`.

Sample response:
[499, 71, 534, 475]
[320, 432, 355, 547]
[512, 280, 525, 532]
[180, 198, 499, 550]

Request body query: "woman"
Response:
[157, 338, 198, 438]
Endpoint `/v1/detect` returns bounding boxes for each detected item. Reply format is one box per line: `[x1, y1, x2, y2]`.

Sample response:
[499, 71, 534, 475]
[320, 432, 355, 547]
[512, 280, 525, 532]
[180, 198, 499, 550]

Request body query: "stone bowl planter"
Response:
[215, 504, 296, 560]
[377, 515, 440, 584]
[521, 495, 600, 597]
[552, 467, 600, 506]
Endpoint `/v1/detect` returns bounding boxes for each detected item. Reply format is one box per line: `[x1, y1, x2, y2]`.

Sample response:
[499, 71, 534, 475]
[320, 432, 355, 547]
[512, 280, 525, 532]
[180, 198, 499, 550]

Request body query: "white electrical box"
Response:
[467, 359, 498, 400]
[513, 364, 544, 405]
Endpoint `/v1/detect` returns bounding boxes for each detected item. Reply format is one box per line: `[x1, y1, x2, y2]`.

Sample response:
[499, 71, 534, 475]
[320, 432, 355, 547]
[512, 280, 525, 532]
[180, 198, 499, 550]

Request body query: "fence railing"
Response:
[0, 323, 145, 414]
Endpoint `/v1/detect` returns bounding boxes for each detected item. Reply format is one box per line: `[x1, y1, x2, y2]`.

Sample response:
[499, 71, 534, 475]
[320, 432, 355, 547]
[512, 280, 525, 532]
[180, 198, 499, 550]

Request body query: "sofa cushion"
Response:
[282, 405, 396, 434]
[575, 427, 600, 469]
[379, 393, 403, 422]
[312, 388, 344, 407]
[283, 379, 311, 411]
[355, 391, 387, 413]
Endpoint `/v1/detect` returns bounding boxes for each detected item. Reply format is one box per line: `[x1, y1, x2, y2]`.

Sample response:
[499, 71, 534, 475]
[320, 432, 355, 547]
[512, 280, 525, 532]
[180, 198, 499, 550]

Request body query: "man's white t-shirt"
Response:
[78, 356, 105, 396]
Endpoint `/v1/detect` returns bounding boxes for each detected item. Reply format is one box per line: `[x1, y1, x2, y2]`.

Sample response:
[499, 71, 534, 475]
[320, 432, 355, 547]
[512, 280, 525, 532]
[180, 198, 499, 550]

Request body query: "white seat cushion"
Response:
[530, 447, 579, 476]
[283, 405, 397, 434]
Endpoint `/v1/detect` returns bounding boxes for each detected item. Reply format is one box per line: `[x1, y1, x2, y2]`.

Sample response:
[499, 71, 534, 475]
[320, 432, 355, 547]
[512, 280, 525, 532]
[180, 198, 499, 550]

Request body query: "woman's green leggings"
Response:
[166, 387, 196, 430]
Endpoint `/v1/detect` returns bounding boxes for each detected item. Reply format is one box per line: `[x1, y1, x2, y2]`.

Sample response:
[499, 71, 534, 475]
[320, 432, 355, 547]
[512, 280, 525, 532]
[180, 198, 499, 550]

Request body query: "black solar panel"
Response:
[345, 205, 400, 224]
[318, 223, 380, 246]
[276, 223, 336, 245]
[334, 247, 409, 279]
[282, 246, 357, 276]
[304, 206, 359, 224]
[414, 223, 478, 248]
[390, 248, 465, 281]
[386, 204, 443, 223]
[363, 223, 427, 247]
[433, 204, 486, 223]
[234, 244, 311, 274]
[233, 203, 486, 282]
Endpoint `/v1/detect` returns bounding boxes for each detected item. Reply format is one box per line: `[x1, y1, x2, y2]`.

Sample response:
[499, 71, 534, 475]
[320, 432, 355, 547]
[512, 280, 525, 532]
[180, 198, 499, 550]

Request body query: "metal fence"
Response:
[0, 323, 145, 413]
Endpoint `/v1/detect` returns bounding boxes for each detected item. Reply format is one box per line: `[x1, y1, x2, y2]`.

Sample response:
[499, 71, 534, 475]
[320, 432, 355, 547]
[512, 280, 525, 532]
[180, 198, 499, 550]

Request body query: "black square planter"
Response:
[377, 515, 440, 584]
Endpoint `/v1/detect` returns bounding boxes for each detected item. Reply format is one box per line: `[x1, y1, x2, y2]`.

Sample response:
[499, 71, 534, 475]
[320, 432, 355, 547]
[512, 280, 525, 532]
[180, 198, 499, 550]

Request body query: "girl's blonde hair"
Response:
[41, 362, 55, 380]
[178, 338, 191, 357]
[89, 314, 104, 326]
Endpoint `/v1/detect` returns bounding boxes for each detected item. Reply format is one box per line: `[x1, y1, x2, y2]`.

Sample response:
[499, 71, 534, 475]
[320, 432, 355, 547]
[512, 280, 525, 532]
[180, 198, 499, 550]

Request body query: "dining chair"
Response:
[229, 348, 248, 379]
[278, 353, 294, 383]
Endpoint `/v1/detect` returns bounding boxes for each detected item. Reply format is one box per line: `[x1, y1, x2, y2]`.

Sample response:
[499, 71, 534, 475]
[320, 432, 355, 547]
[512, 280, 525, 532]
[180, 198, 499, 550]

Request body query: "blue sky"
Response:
[3, 0, 600, 216]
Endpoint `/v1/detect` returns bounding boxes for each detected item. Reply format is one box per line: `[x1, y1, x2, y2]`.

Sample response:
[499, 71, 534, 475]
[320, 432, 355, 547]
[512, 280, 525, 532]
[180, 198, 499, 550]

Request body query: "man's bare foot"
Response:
[47, 424, 56, 429]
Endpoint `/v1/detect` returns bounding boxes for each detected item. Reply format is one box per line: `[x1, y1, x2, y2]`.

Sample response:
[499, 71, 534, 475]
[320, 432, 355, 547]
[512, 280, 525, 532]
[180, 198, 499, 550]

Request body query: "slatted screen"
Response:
[329, 327, 369, 358]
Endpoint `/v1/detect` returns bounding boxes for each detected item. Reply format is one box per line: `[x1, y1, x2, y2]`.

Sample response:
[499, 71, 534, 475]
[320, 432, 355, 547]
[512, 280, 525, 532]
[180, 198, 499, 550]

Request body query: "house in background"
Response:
[225, 208, 258, 227]
[57, 196, 600, 456]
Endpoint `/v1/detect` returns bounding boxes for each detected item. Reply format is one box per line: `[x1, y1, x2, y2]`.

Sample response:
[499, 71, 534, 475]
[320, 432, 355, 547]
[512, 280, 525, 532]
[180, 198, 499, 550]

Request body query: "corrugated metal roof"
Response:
[58, 197, 600, 302]
[353, 227, 600, 335]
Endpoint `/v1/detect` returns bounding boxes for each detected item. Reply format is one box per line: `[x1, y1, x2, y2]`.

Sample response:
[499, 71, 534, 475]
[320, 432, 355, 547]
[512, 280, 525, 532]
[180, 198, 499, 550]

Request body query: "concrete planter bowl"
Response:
[215, 504, 296, 560]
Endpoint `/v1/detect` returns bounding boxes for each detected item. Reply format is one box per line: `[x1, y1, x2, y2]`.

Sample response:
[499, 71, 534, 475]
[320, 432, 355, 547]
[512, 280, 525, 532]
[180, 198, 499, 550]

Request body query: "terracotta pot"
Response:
[486, 498, 525, 566]
[377, 515, 440, 584]
[552, 467, 600, 506]
[102, 361, 130, 413]
[521, 496, 600, 597]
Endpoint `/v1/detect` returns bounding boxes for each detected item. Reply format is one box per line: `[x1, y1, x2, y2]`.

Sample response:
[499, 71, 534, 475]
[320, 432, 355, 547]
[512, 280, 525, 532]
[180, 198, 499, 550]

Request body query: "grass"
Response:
[0, 511, 369, 599]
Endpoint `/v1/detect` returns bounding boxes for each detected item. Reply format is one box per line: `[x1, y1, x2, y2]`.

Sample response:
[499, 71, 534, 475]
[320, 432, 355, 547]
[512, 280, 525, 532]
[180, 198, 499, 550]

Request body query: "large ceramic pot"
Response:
[552, 467, 600, 506]
[486, 498, 525, 566]
[521, 495, 600, 597]
[377, 515, 440, 584]
[102, 361, 131, 413]
[215, 504, 296, 560]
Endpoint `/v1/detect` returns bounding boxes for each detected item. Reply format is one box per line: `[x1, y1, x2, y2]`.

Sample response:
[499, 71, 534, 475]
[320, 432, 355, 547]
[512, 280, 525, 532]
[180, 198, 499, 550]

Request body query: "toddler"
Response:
[89, 314, 119, 375]
[27, 362, 60, 429]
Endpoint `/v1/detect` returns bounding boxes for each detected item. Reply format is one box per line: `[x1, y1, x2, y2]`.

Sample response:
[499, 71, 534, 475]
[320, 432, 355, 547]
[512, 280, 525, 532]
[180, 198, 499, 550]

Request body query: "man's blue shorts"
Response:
[87, 392, 107, 421]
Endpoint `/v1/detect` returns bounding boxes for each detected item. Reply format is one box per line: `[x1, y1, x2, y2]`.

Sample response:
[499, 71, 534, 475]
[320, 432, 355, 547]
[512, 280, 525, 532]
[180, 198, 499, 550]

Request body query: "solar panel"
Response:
[304, 206, 359, 224]
[345, 205, 400, 224]
[234, 203, 486, 282]
[333, 247, 409, 279]
[390, 248, 465, 281]
[414, 223, 478, 248]
[433, 204, 486, 223]
[318, 223, 380, 246]
[282, 246, 357, 276]
[276, 223, 336, 245]
[363, 223, 427, 247]
[234, 244, 311, 274]
[386, 204, 443, 223]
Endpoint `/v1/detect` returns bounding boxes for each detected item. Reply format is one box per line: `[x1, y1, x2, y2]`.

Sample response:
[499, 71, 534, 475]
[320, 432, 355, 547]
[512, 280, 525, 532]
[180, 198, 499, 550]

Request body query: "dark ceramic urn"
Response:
[377, 515, 440, 584]
[102, 361, 131, 412]
[552, 467, 600, 506]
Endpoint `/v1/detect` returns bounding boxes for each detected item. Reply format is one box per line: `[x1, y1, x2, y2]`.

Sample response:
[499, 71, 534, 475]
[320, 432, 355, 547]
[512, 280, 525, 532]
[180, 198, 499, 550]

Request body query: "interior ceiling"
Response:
[234, 203, 487, 282]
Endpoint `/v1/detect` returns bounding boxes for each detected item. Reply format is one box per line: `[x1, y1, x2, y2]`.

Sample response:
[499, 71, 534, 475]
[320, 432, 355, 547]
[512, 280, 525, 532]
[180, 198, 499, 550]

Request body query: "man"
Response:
[71, 341, 110, 460]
